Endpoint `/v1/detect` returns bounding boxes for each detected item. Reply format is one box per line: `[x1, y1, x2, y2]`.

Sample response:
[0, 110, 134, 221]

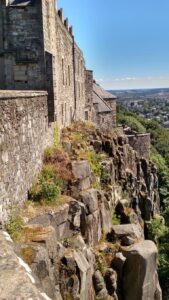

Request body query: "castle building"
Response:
[0, 0, 116, 128]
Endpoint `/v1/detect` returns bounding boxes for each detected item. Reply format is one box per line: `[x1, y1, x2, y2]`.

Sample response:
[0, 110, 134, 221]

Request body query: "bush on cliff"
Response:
[30, 164, 62, 204]
[44, 147, 73, 182]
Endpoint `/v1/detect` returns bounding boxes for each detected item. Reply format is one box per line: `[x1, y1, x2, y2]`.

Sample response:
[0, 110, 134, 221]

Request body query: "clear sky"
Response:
[57, 0, 169, 90]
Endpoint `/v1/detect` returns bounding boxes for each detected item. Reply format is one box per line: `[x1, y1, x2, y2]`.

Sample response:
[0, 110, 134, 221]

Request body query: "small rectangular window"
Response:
[62, 59, 64, 85]
[61, 104, 64, 124]
[85, 111, 88, 120]
[68, 65, 71, 86]
[65, 103, 67, 122]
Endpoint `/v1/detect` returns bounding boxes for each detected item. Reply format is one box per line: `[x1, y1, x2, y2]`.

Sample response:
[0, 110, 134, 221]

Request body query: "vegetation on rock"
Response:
[30, 164, 62, 204]
[117, 107, 169, 298]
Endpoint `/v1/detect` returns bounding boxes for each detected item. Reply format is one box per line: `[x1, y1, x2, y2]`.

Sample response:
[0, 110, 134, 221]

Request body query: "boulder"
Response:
[22, 224, 55, 243]
[112, 252, 126, 279]
[0, 231, 47, 300]
[71, 160, 91, 180]
[85, 210, 102, 246]
[110, 224, 143, 242]
[80, 189, 99, 214]
[122, 240, 161, 300]
[73, 250, 95, 300]
[100, 195, 112, 234]
[104, 268, 117, 296]
[68, 200, 85, 230]
[93, 270, 109, 300]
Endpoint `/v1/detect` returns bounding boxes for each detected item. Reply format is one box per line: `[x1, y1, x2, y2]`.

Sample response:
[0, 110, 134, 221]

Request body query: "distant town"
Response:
[109, 88, 169, 128]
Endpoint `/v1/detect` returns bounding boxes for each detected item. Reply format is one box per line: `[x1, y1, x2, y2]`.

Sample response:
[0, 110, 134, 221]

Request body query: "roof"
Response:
[9, 0, 36, 6]
[93, 83, 117, 100]
[93, 90, 112, 113]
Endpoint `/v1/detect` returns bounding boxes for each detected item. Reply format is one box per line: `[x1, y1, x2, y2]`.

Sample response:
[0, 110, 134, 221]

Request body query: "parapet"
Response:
[57, 8, 73, 37]
[0, 90, 47, 100]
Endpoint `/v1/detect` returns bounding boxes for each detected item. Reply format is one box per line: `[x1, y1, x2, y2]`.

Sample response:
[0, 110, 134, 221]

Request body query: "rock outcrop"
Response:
[1, 122, 162, 300]
[122, 241, 162, 300]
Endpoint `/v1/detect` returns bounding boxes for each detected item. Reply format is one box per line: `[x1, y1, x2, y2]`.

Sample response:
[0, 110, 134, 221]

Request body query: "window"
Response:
[70, 107, 73, 122]
[61, 104, 64, 124]
[85, 111, 89, 120]
[13, 65, 28, 83]
[65, 103, 67, 122]
[68, 65, 71, 86]
[62, 59, 64, 85]
[81, 60, 83, 76]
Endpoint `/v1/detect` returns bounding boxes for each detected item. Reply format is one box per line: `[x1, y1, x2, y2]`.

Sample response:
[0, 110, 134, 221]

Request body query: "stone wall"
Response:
[55, 10, 75, 128]
[0, 0, 88, 127]
[0, 91, 53, 224]
[127, 133, 150, 159]
[85, 70, 94, 121]
[74, 43, 86, 121]
[0, 1, 46, 90]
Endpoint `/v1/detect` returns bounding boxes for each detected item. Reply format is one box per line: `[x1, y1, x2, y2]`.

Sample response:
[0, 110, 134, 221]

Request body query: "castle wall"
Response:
[85, 70, 94, 120]
[127, 133, 150, 159]
[0, 91, 53, 224]
[74, 43, 86, 120]
[105, 99, 116, 127]
[0, 1, 46, 90]
[55, 12, 75, 128]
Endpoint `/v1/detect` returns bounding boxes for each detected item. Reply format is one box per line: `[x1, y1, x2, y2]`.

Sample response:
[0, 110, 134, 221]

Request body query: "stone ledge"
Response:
[0, 90, 48, 100]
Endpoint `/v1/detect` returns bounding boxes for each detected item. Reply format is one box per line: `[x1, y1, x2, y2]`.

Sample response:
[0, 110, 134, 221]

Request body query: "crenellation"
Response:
[64, 17, 68, 30]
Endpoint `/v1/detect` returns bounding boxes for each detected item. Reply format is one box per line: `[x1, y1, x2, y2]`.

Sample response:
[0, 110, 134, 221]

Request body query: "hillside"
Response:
[117, 108, 169, 299]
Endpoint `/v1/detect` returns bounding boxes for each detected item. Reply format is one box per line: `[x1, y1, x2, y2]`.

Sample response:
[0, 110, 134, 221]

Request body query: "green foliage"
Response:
[117, 107, 169, 299]
[78, 150, 102, 177]
[71, 132, 83, 143]
[110, 203, 120, 225]
[53, 124, 61, 149]
[147, 217, 166, 242]
[44, 146, 55, 160]
[6, 216, 24, 239]
[100, 166, 110, 186]
[30, 164, 62, 203]
[117, 112, 146, 133]
[96, 253, 107, 275]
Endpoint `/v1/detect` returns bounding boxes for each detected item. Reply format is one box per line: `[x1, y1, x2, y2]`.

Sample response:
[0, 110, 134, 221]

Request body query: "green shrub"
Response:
[78, 150, 102, 177]
[30, 164, 62, 203]
[6, 216, 24, 239]
[147, 217, 166, 243]
[54, 124, 61, 149]
[100, 166, 110, 186]
[96, 253, 107, 275]
[44, 146, 55, 160]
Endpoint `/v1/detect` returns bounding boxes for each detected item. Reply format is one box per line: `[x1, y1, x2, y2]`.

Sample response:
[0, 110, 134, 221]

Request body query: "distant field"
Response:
[108, 88, 169, 101]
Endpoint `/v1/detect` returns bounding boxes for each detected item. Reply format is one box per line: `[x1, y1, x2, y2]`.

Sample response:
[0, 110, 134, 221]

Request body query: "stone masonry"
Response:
[0, 0, 117, 128]
[0, 91, 53, 224]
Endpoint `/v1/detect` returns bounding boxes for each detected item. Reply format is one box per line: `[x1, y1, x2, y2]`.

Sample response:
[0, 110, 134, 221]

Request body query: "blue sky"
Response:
[57, 0, 169, 90]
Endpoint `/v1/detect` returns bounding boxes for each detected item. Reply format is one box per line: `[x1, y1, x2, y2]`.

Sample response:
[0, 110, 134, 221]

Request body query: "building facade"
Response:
[0, 0, 116, 128]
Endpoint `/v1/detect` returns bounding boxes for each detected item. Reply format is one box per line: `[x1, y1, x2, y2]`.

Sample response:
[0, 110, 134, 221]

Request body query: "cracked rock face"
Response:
[0, 231, 50, 300]
[122, 241, 162, 300]
[1, 125, 163, 300]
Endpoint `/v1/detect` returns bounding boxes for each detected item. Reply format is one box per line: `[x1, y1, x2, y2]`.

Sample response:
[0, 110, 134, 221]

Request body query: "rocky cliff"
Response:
[0, 122, 162, 300]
